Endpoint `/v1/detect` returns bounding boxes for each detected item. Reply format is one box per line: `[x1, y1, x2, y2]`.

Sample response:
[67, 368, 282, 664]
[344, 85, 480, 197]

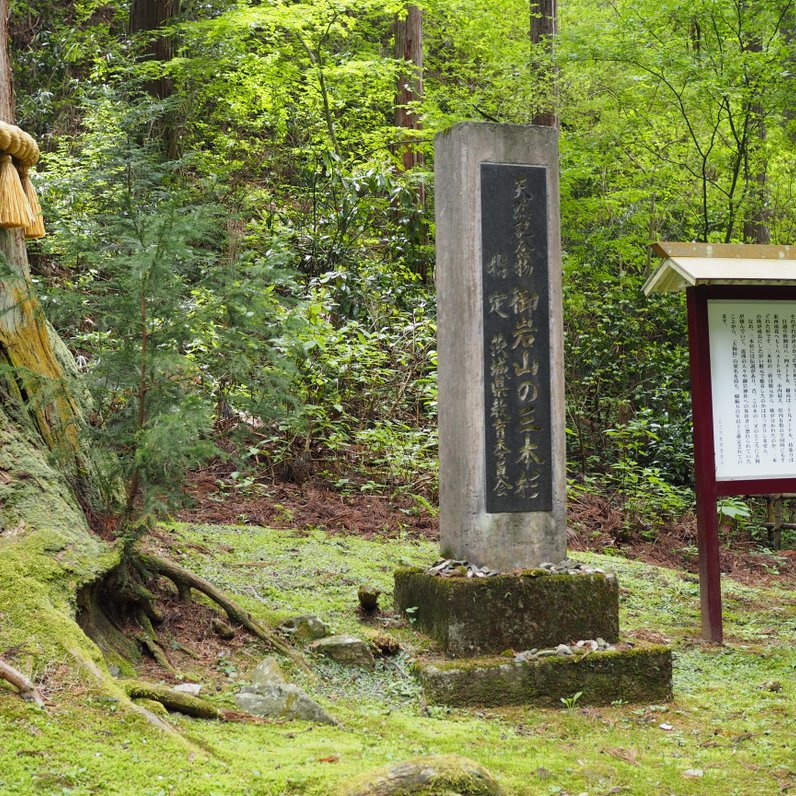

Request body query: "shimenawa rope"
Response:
[0, 121, 44, 239]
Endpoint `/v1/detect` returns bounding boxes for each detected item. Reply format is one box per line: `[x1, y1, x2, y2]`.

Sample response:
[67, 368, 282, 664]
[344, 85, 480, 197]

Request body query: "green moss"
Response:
[0, 521, 794, 795]
[339, 753, 506, 795]
[124, 680, 221, 719]
[417, 645, 673, 708]
[132, 697, 169, 718]
[0, 409, 121, 678]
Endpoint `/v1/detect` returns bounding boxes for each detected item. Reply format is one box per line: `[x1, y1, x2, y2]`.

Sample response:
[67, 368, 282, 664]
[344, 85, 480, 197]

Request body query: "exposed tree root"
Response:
[124, 680, 221, 719]
[0, 658, 46, 706]
[135, 611, 179, 676]
[125, 681, 278, 725]
[138, 552, 313, 676]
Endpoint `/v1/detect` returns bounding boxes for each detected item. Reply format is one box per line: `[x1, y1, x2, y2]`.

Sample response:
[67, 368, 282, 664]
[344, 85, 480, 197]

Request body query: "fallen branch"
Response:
[138, 553, 313, 677]
[0, 659, 46, 707]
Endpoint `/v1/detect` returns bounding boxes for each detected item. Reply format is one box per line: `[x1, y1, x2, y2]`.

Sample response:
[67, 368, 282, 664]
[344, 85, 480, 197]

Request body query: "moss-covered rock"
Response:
[339, 754, 506, 796]
[394, 568, 619, 657]
[416, 644, 673, 707]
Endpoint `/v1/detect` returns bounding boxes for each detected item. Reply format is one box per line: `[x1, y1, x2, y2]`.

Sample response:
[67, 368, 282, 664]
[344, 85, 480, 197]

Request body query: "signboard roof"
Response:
[643, 242, 796, 295]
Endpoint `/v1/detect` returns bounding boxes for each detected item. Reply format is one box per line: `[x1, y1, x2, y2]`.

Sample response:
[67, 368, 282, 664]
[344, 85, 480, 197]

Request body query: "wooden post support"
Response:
[687, 286, 723, 643]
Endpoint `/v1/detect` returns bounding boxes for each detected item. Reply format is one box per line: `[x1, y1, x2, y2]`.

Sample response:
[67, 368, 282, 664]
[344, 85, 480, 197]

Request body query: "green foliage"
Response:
[560, 0, 796, 244]
[36, 96, 305, 522]
[12, 0, 796, 531]
[564, 274, 692, 486]
[56, 154, 220, 521]
[286, 289, 437, 492]
[559, 690, 583, 709]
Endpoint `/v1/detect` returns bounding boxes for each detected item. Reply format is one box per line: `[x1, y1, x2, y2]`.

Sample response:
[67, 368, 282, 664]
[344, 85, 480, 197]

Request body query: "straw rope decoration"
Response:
[0, 121, 44, 239]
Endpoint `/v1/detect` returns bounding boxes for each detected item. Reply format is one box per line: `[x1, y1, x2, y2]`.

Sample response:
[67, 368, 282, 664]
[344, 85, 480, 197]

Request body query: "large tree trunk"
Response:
[0, 0, 301, 705]
[0, 0, 122, 697]
[0, 0, 81, 461]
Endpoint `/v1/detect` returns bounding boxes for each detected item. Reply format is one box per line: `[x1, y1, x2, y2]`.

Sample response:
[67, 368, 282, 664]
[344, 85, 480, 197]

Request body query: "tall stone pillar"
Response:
[436, 122, 566, 570]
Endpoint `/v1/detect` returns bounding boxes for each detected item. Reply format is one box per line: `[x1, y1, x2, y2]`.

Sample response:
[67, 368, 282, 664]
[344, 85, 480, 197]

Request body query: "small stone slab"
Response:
[394, 568, 619, 658]
[279, 614, 330, 644]
[416, 644, 672, 708]
[250, 656, 286, 687]
[235, 683, 337, 725]
[309, 635, 375, 668]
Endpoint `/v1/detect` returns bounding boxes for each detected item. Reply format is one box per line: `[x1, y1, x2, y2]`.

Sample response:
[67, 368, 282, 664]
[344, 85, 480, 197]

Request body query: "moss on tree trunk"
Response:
[0, 401, 122, 686]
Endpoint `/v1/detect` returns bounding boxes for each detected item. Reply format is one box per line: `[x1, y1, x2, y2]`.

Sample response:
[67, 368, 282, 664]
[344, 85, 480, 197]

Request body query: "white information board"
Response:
[708, 299, 796, 480]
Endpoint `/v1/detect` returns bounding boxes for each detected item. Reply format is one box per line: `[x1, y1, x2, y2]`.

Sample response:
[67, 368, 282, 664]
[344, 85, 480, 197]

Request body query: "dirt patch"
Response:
[177, 462, 795, 588]
[177, 461, 437, 540]
[568, 492, 796, 589]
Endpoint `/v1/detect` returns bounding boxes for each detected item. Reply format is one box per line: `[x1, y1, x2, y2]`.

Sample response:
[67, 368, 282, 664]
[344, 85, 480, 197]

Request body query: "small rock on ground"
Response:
[279, 614, 331, 643]
[309, 634, 375, 667]
[172, 683, 203, 696]
[251, 656, 287, 687]
[235, 683, 337, 725]
[339, 754, 506, 795]
[358, 584, 381, 612]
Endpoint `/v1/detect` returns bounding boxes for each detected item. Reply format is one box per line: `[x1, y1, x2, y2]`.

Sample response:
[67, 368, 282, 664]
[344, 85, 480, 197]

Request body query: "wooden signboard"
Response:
[689, 284, 796, 641]
[646, 243, 796, 642]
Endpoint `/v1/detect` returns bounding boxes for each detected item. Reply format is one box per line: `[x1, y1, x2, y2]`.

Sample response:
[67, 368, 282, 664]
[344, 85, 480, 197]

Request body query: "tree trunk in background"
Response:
[530, 0, 558, 127]
[394, 5, 429, 284]
[130, 0, 179, 101]
[130, 0, 180, 156]
[394, 5, 423, 172]
[784, 8, 796, 140]
[740, 10, 770, 244]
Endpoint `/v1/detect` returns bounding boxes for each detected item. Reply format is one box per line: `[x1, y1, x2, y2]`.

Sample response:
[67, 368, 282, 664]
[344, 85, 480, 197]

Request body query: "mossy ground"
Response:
[1, 523, 794, 795]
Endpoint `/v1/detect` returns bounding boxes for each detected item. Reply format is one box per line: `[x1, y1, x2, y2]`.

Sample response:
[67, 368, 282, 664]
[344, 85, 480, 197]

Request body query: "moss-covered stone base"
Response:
[394, 568, 619, 657]
[416, 644, 672, 707]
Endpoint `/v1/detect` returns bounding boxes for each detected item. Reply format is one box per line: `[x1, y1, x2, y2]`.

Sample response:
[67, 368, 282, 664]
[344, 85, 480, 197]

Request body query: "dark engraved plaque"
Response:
[481, 163, 552, 513]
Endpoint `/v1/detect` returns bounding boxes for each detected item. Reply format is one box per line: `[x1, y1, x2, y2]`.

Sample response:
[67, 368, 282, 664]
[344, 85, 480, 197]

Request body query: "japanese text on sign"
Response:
[708, 299, 796, 480]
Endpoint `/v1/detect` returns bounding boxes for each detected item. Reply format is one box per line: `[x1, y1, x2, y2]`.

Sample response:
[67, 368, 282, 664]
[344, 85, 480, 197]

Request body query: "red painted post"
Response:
[686, 287, 723, 643]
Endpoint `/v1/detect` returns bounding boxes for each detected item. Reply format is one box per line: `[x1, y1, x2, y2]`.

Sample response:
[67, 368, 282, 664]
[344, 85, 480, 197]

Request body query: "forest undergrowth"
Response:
[175, 445, 796, 592]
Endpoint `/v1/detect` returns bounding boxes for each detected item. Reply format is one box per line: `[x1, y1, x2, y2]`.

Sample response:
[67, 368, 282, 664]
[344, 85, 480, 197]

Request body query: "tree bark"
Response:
[394, 5, 423, 172]
[740, 8, 770, 244]
[0, 0, 81, 462]
[0, 0, 124, 699]
[129, 0, 180, 101]
[529, 0, 558, 127]
[130, 0, 181, 157]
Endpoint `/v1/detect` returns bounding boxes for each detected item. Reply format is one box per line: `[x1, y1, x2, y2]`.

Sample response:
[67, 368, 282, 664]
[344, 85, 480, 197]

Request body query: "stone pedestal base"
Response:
[394, 566, 673, 707]
[394, 568, 619, 658]
[416, 645, 672, 707]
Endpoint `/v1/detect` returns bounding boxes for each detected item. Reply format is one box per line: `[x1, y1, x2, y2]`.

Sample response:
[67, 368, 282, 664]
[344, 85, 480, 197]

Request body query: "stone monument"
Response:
[436, 122, 566, 571]
[394, 123, 672, 707]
